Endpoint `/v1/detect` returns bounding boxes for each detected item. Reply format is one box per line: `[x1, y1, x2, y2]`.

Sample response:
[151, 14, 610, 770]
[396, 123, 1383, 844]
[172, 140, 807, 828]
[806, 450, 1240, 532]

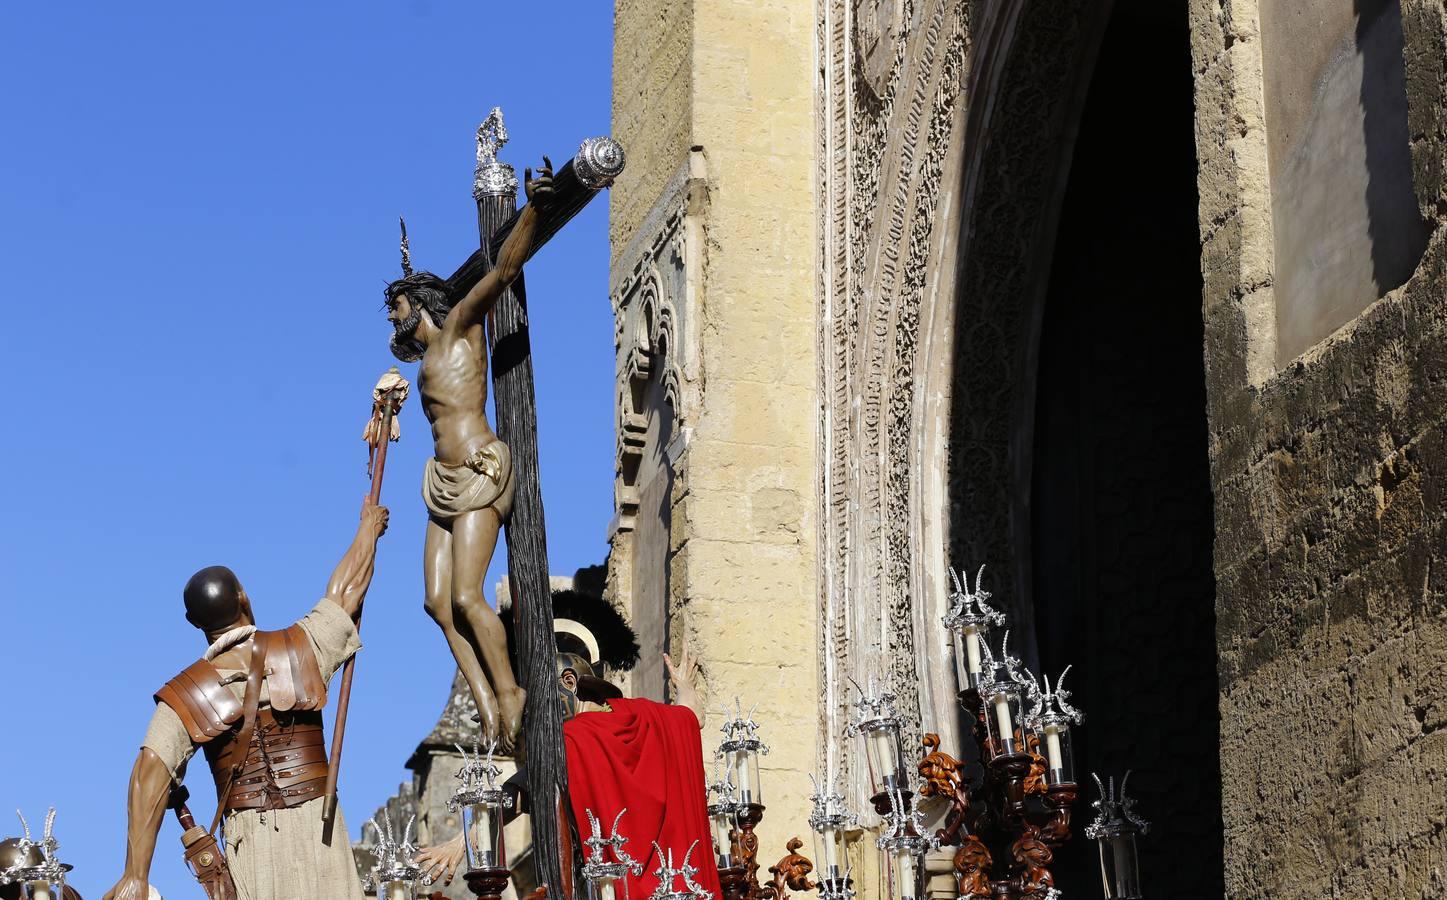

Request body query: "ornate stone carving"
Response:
[815, 0, 970, 806]
[854, 0, 910, 101]
[814, 0, 1120, 819]
[608, 161, 707, 701]
[945, 0, 1095, 657]
[611, 167, 696, 534]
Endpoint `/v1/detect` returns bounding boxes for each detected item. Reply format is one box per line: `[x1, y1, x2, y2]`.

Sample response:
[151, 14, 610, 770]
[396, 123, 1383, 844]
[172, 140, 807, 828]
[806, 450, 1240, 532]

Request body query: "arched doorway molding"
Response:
[930, 0, 1114, 669]
[814, 0, 1114, 801]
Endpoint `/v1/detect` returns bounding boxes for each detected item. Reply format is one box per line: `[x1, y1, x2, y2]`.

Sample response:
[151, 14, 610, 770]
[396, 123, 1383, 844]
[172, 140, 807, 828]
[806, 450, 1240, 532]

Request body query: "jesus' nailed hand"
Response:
[382, 157, 555, 753]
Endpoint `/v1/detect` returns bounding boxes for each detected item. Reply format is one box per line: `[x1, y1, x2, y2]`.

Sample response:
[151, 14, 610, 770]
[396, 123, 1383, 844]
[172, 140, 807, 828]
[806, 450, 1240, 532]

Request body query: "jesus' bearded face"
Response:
[388, 294, 427, 362]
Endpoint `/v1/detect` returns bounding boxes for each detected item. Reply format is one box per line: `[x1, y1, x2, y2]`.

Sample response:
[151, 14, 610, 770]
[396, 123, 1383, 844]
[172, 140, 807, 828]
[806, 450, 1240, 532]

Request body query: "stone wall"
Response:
[1190, 0, 1447, 895]
[612, 0, 694, 261]
[610, 0, 821, 865]
[1259, 0, 1431, 363]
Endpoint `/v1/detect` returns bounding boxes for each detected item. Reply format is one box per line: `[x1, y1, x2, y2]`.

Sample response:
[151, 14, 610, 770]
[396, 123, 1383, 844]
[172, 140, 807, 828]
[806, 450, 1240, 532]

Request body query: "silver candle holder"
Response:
[874, 792, 938, 900]
[706, 760, 743, 869]
[716, 699, 770, 808]
[941, 564, 1007, 694]
[449, 740, 516, 872]
[649, 841, 714, 900]
[846, 678, 910, 802]
[363, 812, 422, 899]
[1026, 665, 1085, 786]
[1086, 772, 1150, 900]
[582, 808, 645, 900]
[808, 775, 858, 900]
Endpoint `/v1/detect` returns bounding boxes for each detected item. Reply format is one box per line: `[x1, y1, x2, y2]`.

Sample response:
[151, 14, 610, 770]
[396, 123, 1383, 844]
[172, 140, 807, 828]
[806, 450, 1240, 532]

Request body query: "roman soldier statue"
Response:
[413, 586, 719, 900]
[102, 503, 389, 900]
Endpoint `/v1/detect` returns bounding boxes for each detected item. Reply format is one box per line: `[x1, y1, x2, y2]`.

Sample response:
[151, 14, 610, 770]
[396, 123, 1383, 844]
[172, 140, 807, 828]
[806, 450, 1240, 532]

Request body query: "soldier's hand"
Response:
[102, 875, 151, 900]
[415, 834, 467, 886]
[664, 643, 704, 722]
[361, 503, 390, 536]
[524, 156, 555, 207]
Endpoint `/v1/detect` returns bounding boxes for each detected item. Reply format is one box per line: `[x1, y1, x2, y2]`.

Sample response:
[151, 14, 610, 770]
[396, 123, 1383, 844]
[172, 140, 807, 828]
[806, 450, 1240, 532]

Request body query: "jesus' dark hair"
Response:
[385, 272, 454, 326]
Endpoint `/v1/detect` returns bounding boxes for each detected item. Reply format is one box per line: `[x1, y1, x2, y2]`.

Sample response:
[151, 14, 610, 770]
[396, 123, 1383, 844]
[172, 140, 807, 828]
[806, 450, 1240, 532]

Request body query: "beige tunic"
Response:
[142, 599, 365, 900]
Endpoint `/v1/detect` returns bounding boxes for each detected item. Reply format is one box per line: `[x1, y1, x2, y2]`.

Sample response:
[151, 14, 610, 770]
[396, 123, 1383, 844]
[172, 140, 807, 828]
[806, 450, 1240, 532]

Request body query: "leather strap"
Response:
[289, 623, 328, 709]
[268, 627, 298, 712]
[182, 827, 238, 900]
[210, 631, 268, 835]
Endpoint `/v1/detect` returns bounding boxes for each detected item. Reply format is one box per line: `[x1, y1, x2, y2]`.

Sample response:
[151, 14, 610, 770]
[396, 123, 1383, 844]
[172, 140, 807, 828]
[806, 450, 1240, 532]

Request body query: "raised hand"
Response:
[524, 156, 555, 207]
[361, 502, 390, 537]
[664, 642, 704, 724]
[414, 833, 467, 886]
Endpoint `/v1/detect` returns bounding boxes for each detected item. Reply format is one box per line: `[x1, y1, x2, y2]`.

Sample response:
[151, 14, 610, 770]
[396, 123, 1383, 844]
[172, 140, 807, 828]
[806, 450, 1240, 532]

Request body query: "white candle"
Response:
[868, 729, 899, 787]
[715, 812, 736, 865]
[893, 851, 919, 900]
[821, 825, 840, 875]
[994, 694, 1014, 752]
[383, 881, 411, 900]
[1045, 727, 1064, 771]
[734, 752, 755, 804]
[964, 628, 982, 674]
[29, 885, 55, 900]
[600, 878, 618, 900]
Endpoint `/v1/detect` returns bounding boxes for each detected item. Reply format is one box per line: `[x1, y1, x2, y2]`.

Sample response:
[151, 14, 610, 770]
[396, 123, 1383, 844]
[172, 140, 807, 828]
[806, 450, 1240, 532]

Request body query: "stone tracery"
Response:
[814, 0, 1110, 809]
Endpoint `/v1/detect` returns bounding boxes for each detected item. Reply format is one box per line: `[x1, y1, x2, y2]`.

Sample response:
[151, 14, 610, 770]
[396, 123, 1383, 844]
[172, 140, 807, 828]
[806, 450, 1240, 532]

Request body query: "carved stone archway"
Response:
[814, 0, 1114, 802]
[940, 0, 1113, 667]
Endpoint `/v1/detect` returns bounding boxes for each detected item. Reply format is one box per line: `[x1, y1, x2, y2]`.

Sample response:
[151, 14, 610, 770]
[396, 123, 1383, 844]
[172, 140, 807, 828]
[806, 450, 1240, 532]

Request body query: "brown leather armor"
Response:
[155, 624, 331, 817]
[203, 708, 329, 812]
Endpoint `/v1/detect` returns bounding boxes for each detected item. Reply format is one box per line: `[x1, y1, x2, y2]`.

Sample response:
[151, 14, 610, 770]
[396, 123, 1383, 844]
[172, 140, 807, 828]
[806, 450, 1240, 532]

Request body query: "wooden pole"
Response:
[322, 371, 408, 843]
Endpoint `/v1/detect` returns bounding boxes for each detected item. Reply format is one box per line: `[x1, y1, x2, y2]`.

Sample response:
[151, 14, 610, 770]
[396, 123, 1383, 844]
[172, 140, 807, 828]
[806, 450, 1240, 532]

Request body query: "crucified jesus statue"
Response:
[384, 157, 554, 752]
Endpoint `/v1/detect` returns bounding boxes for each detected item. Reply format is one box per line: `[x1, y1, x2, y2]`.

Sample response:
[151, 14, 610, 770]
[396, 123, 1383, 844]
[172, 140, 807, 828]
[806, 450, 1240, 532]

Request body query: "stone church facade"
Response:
[607, 0, 1447, 896]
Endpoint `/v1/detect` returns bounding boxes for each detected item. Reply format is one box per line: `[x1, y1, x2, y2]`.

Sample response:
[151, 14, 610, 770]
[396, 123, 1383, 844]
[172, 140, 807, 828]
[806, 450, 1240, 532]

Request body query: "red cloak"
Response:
[564, 698, 722, 899]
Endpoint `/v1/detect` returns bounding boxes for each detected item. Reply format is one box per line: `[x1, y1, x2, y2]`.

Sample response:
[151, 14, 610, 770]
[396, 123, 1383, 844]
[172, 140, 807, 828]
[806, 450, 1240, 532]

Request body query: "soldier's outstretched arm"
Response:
[102, 748, 171, 900]
[324, 502, 390, 620]
[449, 157, 554, 330]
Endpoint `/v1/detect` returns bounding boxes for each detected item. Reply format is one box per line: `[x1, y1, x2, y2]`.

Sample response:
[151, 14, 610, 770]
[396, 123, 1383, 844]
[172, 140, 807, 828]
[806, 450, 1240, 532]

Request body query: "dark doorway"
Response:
[1029, 0, 1224, 894]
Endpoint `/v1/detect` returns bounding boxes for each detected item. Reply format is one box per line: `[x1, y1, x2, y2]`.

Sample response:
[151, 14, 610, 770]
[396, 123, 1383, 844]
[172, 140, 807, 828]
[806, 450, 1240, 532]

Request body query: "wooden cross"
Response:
[460, 107, 624, 895]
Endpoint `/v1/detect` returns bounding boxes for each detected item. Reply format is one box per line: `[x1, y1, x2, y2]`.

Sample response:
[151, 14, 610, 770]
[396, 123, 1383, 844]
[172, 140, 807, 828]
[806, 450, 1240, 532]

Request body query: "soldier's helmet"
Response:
[501, 584, 641, 717]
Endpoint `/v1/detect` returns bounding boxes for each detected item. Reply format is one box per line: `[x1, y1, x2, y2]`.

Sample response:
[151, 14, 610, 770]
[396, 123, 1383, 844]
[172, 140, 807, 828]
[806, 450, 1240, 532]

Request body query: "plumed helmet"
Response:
[501, 586, 640, 706]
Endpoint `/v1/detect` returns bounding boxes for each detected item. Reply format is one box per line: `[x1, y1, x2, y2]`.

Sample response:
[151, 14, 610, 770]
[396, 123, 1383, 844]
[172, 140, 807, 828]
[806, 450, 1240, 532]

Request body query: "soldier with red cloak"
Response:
[416, 589, 720, 900]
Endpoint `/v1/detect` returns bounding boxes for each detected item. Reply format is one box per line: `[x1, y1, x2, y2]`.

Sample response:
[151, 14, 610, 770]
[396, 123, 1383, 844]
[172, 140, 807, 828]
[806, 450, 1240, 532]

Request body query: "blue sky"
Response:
[0, 3, 616, 894]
